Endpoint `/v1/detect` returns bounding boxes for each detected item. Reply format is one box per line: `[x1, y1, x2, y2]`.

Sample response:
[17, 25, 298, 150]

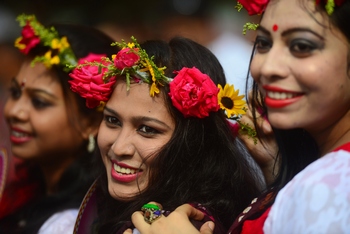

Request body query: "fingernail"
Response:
[262, 120, 272, 133]
[208, 222, 214, 230]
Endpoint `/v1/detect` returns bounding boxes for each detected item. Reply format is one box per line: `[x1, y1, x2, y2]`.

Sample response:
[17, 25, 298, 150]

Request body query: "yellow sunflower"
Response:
[218, 84, 246, 118]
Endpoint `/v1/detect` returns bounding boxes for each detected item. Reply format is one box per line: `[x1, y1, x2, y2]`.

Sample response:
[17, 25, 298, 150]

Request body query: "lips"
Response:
[110, 160, 143, 183]
[9, 127, 33, 144]
[263, 85, 303, 108]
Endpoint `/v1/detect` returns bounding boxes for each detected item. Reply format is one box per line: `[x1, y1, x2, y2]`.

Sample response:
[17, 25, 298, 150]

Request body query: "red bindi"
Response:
[20, 78, 26, 90]
[272, 24, 278, 32]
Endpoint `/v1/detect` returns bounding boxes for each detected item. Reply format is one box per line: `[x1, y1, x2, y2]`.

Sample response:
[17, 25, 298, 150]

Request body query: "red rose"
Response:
[69, 53, 116, 108]
[16, 21, 41, 54]
[169, 67, 219, 118]
[114, 48, 140, 70]
[238, 0, 269, 15]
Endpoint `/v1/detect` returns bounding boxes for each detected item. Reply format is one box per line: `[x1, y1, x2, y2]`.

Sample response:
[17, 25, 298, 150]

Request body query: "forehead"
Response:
[109, 80, 170, 117]
[17, 59, 60, 88]
[263, 0, 325, 28]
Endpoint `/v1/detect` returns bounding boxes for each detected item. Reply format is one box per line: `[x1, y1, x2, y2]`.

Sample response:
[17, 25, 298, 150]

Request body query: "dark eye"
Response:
[255, 36, 272, 53]
[138, 125, 160, 135]
[32, 98, 51, 109]
[104, 115, 121, 127]
[290, 39, 317, 57]
[9, 86, 21, 99]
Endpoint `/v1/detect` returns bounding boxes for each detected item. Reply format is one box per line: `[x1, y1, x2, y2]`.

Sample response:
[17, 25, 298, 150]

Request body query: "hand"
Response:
[238, 106, 279, 185]
[130, 203, 214, 234]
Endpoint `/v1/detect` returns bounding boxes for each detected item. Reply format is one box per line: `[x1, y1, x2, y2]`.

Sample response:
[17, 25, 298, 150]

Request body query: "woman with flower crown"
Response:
[0, 14, 118, 233]
[69, 36, 264, 234]
[125, 0, 350, 233]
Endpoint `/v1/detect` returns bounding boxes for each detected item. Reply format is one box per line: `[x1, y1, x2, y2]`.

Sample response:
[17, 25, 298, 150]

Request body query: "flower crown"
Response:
[14, 14, 77, 71]
[236, 0, 345, 34]
[68, 37, 257, 142]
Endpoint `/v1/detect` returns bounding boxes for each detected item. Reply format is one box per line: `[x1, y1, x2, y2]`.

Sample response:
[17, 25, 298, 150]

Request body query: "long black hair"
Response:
[0, 23, 117, 234]
[96, 37, 263, 233]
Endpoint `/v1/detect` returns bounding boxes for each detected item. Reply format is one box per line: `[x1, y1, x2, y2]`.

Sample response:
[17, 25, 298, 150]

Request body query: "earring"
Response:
[87, 134, 95, 153]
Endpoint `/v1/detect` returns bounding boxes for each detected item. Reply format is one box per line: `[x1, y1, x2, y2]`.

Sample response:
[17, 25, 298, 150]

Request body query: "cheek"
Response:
[97, 126, 109, 154]
[250, 56, 261, 83]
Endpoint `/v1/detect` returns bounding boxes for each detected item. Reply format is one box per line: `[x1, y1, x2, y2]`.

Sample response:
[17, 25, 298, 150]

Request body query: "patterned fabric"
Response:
[264, 142, 350, 233]
[74, 180, 98, 234]
[227, 189, 276, 234]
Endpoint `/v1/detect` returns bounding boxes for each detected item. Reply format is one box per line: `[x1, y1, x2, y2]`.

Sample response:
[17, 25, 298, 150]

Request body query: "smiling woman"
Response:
[99, 79, 175, 200]
[70, 36, 263, 234]
[0, 14, 118, 233]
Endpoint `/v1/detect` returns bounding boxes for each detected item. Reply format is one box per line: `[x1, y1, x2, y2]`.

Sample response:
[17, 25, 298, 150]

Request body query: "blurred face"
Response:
[4, 59, 85, 163]
[98, 80, 175, 200]
[251, 0, 350, 135]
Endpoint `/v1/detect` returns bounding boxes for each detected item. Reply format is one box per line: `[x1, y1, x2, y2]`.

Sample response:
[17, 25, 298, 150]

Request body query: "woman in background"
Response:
[0, 14, 117, 233]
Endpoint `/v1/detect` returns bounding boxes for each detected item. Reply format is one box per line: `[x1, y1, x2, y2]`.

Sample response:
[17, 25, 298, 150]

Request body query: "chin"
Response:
[108, 189, 136, 201]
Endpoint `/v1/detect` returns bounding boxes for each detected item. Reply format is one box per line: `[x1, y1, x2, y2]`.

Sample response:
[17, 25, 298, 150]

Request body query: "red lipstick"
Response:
[263, 85, 303, 108]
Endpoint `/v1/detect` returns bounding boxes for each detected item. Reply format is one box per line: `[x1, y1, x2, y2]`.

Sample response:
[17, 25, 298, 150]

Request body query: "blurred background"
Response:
[0, 0, 259, 152]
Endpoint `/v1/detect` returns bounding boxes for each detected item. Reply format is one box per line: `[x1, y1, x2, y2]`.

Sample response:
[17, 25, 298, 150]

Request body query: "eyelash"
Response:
[104, 115, 120, 126]
[255, 36, 272, 53]
[8, 86, 21, 99]
[137, 126, 160, 135]
[103, 115, 161, 136]
[255, 36, 319, 57]
[8, 86, 51, 110]
[32, 98, 51, 109]
[289, 39, 318, 56]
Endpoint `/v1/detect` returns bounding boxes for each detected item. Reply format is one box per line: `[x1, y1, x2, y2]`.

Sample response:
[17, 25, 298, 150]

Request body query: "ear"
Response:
[81, 125, 99, 140]
[80, 117, 101, 140]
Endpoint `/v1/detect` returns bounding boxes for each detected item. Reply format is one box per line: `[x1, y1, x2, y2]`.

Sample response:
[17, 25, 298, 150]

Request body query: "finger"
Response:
[175, 204, 205, 221]
[199, 221, 215, 234]
[131, 211, 151, 233]
[123, 228, 133, 234]
[260, 117, 272, 135]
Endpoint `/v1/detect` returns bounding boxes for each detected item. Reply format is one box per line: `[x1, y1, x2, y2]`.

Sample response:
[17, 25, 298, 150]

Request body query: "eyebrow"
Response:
[104, 106, 173, 130]
[11, 77, 57, 99]
[258, 25, 324, 40]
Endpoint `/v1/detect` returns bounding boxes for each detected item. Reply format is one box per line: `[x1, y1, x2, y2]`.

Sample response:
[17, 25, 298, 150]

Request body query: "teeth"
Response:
[11, 131, 29, 138]
[113, 164, 136, 175]
[267, 91, 295, 100]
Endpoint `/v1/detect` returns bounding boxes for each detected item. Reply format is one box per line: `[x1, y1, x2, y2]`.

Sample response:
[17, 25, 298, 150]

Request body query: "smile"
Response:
[263, 86, 303, 108]
[110, 160, 143, 183]
[266, 91, 299, 100]
[113, 163, 137, 175]
[9, 129, 32, 144]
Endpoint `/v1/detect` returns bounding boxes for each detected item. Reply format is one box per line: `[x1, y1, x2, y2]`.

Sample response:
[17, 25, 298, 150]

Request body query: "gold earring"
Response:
[87, 134, 95, 153]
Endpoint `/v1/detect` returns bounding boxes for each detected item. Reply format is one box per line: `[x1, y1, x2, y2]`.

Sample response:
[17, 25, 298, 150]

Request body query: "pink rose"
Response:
[16, 21, 41, 54]
[238, 0, 269, 15]
[169, 67, 220, 118]
[69, 53, 116, 108]
[114, 48, 140, 70]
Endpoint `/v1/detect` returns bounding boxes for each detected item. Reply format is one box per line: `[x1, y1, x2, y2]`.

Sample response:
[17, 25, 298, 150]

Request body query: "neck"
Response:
[311, 110, 350, 156]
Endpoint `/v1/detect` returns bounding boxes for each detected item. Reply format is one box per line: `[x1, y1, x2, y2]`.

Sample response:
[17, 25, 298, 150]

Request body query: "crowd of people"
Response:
[0, 0, 349, 233]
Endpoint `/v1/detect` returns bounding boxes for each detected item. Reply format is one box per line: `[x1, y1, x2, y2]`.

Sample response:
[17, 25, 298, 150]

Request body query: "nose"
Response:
[111, 127, 136, 158]
[4, 96, 29, 123]
[254, 44, 290, 82]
